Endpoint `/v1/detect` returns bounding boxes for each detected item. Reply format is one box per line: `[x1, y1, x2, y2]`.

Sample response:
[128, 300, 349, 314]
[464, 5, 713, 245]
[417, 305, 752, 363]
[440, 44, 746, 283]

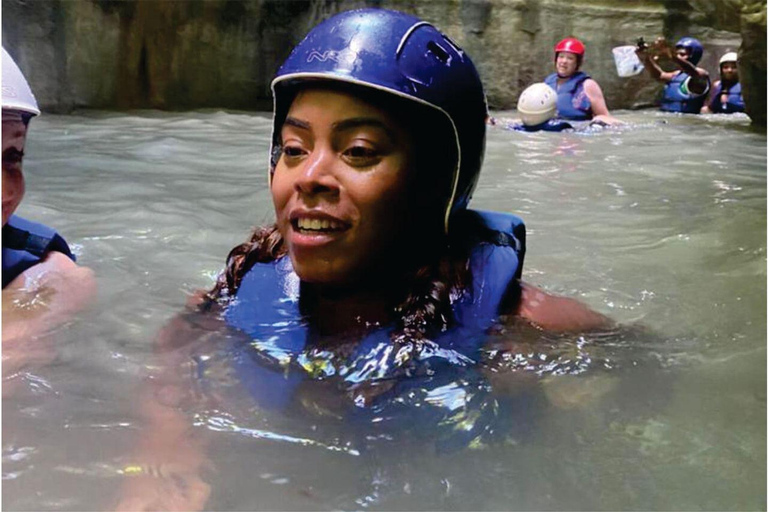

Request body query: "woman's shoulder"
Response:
[582, 78, 604, 93]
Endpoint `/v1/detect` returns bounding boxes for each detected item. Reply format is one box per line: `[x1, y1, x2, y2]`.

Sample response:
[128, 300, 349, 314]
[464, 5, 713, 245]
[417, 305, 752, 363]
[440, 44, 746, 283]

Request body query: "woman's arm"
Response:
[113, 376, 212, 511]
[490, 282, 619, 408]
[636, 47, 676, 82]
[583, 79, 623, 125]
[113, 302, 217, 511]
[3, 252, 95, 388]
[671, 61, 710, 95]
[513, 281, 612, 333]
[636, 40, 686, 84]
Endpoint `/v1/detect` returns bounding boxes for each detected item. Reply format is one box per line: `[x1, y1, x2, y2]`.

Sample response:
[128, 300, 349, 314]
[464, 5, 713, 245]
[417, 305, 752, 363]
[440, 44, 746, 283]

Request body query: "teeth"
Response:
[297, 218, 343, 231]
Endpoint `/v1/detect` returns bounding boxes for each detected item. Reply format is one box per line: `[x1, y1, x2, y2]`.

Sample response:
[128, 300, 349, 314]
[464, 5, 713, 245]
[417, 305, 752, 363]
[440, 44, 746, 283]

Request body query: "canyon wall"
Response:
[2, 0, 764, 124]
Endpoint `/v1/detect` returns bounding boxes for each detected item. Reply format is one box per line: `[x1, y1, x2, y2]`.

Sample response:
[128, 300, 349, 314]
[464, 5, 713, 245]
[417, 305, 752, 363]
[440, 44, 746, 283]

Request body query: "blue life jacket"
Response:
[220, 210, 525, 413]
[544, 72, 592, 121]
[661, 71, 710, 113]
[2, 215, 75, 288]
[710, 81, 744, 113]
[510, 119, 574, 132]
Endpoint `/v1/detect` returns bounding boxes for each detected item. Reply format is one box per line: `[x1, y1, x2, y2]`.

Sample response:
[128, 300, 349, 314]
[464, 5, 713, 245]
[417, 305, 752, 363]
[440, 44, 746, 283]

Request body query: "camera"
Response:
[636, 37, 648, 51]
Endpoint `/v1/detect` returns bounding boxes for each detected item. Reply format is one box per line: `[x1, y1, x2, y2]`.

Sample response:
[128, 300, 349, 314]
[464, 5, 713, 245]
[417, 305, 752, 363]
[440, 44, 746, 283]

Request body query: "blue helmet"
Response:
[269, 8, 488, 233]
[675, 37, 704, 65]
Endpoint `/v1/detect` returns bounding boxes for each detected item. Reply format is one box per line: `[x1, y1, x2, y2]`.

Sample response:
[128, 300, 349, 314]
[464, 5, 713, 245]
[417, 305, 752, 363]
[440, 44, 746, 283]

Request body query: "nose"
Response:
[293, 146, 339, 198]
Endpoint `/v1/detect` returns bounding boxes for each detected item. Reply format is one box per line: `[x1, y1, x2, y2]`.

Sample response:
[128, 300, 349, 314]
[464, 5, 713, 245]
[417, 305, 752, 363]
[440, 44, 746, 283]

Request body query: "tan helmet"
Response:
[517, 83, 557, 126]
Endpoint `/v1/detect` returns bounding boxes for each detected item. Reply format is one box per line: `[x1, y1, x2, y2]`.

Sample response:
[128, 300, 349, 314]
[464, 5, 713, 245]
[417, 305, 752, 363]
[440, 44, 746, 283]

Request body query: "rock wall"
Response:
[2, 0, 763, 124]
[736, 3, 766, 126]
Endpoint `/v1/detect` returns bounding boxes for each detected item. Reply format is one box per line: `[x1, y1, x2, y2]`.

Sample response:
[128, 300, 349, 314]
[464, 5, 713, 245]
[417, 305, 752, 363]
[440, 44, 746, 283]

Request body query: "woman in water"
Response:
[116, 9, 611, 510]
[702, 51, 745, 114]
[544, 38, 621, 125]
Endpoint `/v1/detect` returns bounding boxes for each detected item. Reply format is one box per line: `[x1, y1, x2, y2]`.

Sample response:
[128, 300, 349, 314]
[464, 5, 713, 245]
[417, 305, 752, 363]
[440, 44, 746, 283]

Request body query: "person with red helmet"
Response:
[543, 37, 621, 125]
[635, 37, 710, 113]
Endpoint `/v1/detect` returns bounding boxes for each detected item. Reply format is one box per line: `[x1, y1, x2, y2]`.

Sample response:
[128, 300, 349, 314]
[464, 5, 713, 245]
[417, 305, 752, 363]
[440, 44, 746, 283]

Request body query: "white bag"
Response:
[612, 46, 645, 77]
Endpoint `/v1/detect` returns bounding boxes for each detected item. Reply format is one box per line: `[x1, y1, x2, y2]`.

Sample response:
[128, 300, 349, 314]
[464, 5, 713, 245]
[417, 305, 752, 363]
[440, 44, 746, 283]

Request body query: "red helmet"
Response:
[554, 37, 585, 57]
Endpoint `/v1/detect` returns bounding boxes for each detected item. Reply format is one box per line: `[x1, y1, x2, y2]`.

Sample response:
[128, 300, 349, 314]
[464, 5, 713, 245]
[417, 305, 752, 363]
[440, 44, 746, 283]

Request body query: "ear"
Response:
[2, 167, 25, 226]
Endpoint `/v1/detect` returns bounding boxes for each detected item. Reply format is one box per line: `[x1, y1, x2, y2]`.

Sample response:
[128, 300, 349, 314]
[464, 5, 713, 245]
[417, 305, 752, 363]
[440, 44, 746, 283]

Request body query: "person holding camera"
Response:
[635, 37, 710, 114]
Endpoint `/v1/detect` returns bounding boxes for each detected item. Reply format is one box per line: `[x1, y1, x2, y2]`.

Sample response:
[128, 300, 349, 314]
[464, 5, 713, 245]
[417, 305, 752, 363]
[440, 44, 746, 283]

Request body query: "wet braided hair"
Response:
[203, 224, 285, 306]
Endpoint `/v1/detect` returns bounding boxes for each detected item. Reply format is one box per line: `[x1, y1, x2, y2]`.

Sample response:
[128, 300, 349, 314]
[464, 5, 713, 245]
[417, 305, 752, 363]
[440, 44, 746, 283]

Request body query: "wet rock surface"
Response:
[2, 0, 764, 124]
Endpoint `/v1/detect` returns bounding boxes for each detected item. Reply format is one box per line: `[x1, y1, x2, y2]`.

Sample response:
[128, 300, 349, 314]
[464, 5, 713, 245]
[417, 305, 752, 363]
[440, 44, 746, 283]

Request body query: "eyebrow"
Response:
[283, 116, 398, 144]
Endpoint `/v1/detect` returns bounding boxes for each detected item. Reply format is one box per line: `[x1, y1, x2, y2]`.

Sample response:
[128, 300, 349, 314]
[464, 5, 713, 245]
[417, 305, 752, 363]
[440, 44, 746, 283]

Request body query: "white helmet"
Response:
[719, 52, 738, 66]
[2, 47, 40, 116]
[517, 83, 557, 126]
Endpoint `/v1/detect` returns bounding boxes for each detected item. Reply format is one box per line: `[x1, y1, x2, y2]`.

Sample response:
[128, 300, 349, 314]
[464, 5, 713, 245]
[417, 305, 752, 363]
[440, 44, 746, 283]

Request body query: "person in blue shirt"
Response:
[2, 47, 94, 380]
[636, 36, 711, 113]
[702, 52, 745, 114]
[115, 10, 612, 510]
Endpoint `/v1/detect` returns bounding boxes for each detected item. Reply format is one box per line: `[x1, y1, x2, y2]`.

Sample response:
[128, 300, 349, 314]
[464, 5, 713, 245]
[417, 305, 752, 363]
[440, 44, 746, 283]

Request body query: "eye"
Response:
[346, 146, 376, 158]
[282, 145, 306, 158]
[342, 144, 380, 166]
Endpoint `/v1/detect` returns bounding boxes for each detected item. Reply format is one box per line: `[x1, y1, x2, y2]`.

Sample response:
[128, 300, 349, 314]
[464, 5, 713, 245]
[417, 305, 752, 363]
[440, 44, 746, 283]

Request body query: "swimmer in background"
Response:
[635, 37, 710, 113]
[544, 38, 622, 126]
[702, 52, 745, 114]
[489, 83, 614, 133]
[2, 47, 95, 385]
[508, 83, 573, 132]
[114, 9, 612, 510]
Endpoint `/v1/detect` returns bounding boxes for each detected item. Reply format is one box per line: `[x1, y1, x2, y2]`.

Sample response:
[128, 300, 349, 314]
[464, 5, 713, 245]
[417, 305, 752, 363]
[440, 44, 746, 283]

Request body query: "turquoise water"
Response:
[3, 110, 765, 510]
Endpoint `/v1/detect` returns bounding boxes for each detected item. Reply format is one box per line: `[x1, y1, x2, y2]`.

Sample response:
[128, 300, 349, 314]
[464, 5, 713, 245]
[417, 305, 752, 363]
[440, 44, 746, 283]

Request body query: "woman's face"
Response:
[271, 88, 417, 286]
[721, 62, 738, 81]
[555, 52, 579, 77]
[2, 114, 27, 226]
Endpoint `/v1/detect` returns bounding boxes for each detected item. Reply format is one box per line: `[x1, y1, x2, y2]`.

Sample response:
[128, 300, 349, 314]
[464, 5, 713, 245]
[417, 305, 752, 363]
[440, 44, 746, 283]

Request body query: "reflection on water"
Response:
[3, 110, 765, 510]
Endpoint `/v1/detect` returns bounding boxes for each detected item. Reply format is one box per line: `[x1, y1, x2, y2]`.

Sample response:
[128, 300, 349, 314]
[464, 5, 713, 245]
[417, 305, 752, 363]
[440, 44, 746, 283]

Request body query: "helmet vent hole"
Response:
[427, 41, 450, 64]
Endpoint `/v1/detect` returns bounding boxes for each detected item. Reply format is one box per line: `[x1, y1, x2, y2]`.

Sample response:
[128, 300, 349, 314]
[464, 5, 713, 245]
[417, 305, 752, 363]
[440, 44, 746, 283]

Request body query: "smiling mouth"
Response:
[292, 217, 348, 234]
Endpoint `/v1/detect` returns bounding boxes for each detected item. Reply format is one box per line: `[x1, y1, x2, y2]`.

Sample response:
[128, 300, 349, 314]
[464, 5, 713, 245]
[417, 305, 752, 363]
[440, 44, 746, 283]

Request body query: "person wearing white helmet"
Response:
[2, 47, 94, 378]
[702, 52, 745, 114]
